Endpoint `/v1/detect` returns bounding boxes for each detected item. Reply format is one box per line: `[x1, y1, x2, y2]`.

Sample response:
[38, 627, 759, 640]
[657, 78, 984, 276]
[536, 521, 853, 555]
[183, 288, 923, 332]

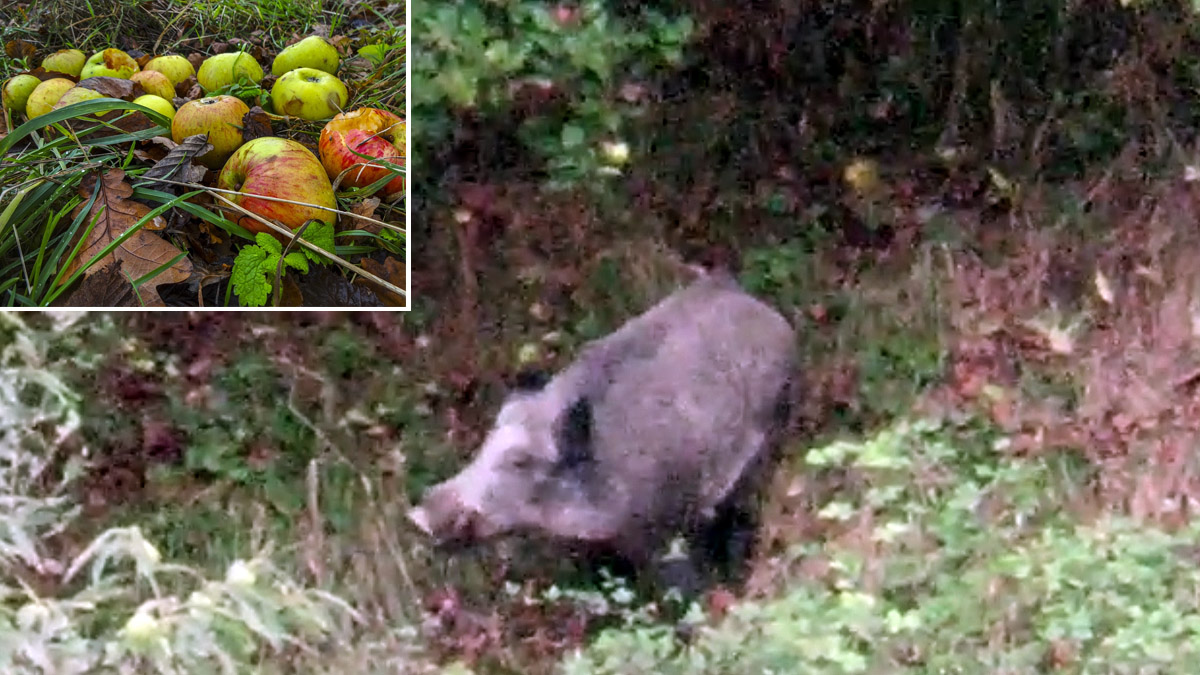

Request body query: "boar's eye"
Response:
[510, 454, 539, 471]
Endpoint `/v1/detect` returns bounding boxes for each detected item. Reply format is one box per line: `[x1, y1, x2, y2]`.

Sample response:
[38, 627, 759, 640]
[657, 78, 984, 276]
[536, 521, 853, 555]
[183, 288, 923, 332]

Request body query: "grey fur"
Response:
[408, 272, 797, 576]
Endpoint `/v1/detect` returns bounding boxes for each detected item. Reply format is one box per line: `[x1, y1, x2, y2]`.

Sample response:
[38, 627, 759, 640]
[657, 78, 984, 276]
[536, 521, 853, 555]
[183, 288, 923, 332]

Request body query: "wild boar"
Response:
[408, 271, 797, 593]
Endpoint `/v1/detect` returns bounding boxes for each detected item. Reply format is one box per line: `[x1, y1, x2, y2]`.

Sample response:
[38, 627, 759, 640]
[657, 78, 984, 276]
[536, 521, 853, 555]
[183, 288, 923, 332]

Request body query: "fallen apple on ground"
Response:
[318, 107, 406, 199]
[197, 52, 264, 93]
[132, 94, 175, 122]
[272, 35, 340, 76]
[52, 86, 104, 110]
[41, 49, 86, 77]
[3, 75, 41, 117]
[143, 54, 195, 86]
[80, 48, 139, 79]
[130, 70, 175, 100]
[270, 67, 347, 121]
[217, 136, 337, 236]
[25, 78, 76, 119]
[171, 95, 250, 169]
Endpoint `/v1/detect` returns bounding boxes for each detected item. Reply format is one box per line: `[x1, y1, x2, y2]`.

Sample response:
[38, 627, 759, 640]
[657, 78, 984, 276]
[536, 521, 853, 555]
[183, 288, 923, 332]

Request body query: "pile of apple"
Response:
[2, 36, 405, 238]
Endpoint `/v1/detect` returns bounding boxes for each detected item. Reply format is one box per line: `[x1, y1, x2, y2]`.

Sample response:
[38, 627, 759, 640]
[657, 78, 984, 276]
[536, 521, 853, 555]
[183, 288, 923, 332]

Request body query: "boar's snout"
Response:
[407, 483, 489, 546]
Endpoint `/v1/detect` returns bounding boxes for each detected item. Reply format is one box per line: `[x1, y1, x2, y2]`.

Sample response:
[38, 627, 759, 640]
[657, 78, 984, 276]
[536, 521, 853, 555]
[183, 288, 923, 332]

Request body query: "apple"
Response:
[132, 94, 175, 123]
[130, 70, 175, 100]
[52, 86, 104, 110]
[171, 95, 250, 170]
[2, 75, 41, 117]
[217, 136, 337, 236]
[318, 107, 406, 199]
[197, 52, 264, 93]
[25, 78, 76, 119]
[41, 49, 86, 77]
[271, 35, 339, 76]
[270, 67, 347, 121]
[80, 48, 140, 79]
[143, 54, 195, 86]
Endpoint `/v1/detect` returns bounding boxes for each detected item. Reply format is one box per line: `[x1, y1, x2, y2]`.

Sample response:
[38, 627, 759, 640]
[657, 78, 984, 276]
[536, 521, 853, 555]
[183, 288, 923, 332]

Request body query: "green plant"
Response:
[564, 417, 1200, 674]
[412, 0, 693, 188]
[229, 224, 333, 307]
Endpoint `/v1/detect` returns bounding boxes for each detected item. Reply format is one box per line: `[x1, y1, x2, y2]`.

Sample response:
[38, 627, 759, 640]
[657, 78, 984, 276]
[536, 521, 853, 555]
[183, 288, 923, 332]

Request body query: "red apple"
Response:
[171, 95, 250, 170]
[217, 136, 337, 237]
[318, 107, 406, 200]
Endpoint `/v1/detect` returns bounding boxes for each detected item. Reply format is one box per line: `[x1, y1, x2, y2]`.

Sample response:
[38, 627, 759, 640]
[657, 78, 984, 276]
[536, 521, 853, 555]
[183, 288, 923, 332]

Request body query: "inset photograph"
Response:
[0, 1, 407, 308]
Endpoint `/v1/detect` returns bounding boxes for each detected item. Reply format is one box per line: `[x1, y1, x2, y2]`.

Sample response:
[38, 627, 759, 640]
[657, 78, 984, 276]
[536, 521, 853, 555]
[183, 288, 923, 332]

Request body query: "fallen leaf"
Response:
[77, 75, 137, 99]
[242, 106, 273, 142]
[57, 260, 138, 307]
[355, 255, 406, 306]
[63, 169, 193, 307]
[346, 197, 381, 229]
[20, 67, 80, 83]
[186, 54, 204, 71]
[210, 41, 230, 54]
[141, 134, 214, 189]
[5, 39, 35, 61]
[175, 75, 198, 98]
[294, 262, 383, 307]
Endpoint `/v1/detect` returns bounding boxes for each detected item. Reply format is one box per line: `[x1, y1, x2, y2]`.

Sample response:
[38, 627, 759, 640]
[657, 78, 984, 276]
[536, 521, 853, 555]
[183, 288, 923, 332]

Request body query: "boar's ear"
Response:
[555, 397, 594, 468]
[511, 368, 551, 393]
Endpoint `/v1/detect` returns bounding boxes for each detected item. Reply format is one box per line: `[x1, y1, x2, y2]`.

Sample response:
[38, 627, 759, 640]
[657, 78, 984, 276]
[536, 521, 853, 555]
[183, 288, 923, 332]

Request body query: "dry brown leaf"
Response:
[63, 169, 193, 307]
[242, 106, 273, 142]
[355, 256, 406, 306]
[142, 135, 214, 187]
[347, 197, 382, 229]
[21, 67, 80, 83]
[187, 53, 204, 70]
[77, 76, 137, 99]
[57, 260, 137, 307]
[5, 39, 35, 61]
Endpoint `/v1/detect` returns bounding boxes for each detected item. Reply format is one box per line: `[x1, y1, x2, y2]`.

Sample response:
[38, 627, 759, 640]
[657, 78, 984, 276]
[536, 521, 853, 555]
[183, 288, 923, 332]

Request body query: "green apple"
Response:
[25, 78, 76, 119]
[197, 52, 264, 93]
[52, 86, 104, 110]
[80, 48, 140, 79]
[130, 70, 175, 100]
[271, 35, 339, 76]
[217, 136, 337, 237]
[171, 95, 250, 169]
[270, 67, 347, 121]
[2, 75, 41, 117]
[133, 94, 175, 122]
[143, 54, 195, 86]
[41, 49, 86, 77]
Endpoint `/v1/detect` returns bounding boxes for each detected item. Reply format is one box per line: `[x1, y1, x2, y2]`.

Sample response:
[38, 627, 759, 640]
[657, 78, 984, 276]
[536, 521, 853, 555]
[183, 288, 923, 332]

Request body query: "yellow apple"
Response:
[130, 70, 175, 100]
[52, 86, 104, 110]
[132, 94, 175, 123]
[25, 78, 76, 119]
[80, 48, 140, 79]
[171, 95, 250, 169]
[271, 35, 339, 76]
[270, 67, 347, 121]
[2, 75, 41, 117]
[143, 55, 196, 86]
[197, 52, 264, 93]
[217, 136, 337, 236]
[41, 49, 86, 77]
